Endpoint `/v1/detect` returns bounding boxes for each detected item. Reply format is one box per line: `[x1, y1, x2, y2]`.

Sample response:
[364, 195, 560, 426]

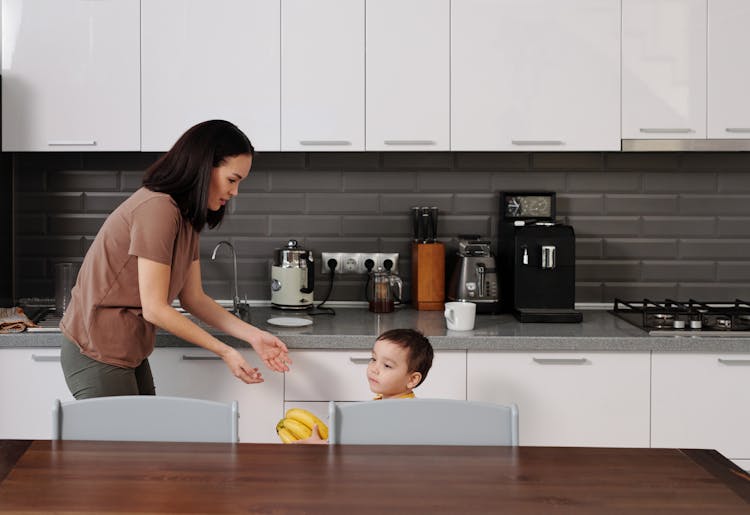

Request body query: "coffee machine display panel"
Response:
[501, 191, 556, 222]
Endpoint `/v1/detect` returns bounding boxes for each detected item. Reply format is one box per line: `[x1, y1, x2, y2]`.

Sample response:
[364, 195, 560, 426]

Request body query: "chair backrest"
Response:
[52, 396, 239, 443]
[328, 398, 518, 445]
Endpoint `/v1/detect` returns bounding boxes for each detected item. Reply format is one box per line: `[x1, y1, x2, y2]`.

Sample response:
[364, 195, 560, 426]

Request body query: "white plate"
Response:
[266, 317, 313, 327]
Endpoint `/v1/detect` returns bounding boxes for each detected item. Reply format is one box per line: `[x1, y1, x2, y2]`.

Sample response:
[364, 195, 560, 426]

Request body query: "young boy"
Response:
[367, 328, 433, 400]
[294, 328, 433, 444]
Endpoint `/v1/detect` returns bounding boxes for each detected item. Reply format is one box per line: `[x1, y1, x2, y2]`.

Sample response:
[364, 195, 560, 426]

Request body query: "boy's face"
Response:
[367, 339, 422, 399]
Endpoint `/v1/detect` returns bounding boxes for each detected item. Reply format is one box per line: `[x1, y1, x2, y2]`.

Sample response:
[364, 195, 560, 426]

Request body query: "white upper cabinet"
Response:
[281, 0, 364, 151]
[451, 0, 620, 151]
[365, 0, 449, 151]
[1, 0, 140, 151]
[708, 0, 750, 139]
[622, 0, 707, 139]
[141, 0, 280, 151]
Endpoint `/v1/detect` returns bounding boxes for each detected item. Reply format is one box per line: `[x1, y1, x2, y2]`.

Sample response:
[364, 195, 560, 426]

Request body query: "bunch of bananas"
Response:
[276, 408, 329, 443]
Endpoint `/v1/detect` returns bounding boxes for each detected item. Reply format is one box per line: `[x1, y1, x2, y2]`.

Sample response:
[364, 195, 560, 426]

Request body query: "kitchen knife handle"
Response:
[411, 207, 421, 242]
[421, 207, 431, 243]
[182, 355, 222, 361]
[429, 206, 439, 242]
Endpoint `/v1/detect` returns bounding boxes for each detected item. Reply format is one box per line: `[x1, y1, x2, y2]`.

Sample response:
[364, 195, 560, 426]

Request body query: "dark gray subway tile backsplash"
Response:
[9, 151, 750, 304]
[0, 154, 12, 306]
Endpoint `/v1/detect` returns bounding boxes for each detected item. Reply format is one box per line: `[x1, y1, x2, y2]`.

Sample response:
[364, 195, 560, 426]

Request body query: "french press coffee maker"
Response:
[367, 267, 403, 313]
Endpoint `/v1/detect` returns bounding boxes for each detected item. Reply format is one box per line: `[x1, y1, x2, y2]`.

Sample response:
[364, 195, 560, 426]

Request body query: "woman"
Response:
[60, 120, 290, 399]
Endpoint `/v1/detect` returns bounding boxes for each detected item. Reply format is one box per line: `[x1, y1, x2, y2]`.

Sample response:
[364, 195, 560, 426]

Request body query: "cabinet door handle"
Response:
[182, 355, 222, 361]
[48, 140, 97, 146]
[383, 140, 435, 146]
[725, 128, 750, 133]
[717, 358, 750, 366]
[639, 128, 692, 134]
[532, 357, 588, 365]
[299, 140, 351, 146]
[32, 354, 61, 362]
[511, 140, 564, 146]
[349, 357, 371, 365]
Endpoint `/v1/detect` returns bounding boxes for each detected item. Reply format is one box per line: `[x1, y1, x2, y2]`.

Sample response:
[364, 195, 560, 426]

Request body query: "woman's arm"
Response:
[137, 256, 265, 384]
[177, 259, 291, 373]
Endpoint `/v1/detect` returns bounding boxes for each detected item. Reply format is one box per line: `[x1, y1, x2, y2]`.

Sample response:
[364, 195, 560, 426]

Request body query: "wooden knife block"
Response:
[411, 242, 445, 311]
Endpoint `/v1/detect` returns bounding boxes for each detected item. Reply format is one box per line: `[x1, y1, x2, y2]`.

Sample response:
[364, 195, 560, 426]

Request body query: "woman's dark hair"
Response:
[142, 120, 254, 232]
[376, 328, 434, 387]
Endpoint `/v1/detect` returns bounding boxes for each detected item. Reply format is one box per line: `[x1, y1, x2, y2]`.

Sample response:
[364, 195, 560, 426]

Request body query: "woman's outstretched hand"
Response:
[221, 347, 264, 384]
[248, 329, 292, 372]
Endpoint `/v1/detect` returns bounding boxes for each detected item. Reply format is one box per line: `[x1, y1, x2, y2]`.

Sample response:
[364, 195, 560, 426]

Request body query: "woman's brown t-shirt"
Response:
[60, 188, 199, 368]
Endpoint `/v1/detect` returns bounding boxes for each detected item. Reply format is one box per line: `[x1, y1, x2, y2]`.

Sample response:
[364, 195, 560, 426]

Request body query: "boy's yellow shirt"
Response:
[372, 392, 416, 400]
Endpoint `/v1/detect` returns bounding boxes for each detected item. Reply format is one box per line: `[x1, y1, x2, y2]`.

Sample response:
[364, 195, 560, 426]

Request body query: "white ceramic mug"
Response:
[444, 301, 477, 331]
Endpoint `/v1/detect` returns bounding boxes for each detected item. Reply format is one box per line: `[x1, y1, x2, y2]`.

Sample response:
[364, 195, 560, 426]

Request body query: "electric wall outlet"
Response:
[321, 252, 400, 275]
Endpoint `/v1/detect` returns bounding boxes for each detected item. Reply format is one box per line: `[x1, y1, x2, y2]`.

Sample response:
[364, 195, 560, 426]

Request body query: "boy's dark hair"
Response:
[142, 119, 254, 232]
[376, 328, 434, 387]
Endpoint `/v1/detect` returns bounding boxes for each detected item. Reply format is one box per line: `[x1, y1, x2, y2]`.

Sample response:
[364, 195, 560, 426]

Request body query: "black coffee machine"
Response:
[497, 191, 582, 323]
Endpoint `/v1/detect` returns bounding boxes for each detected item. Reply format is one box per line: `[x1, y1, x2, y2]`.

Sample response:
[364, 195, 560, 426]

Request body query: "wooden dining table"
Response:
[1, 439, 749, 514]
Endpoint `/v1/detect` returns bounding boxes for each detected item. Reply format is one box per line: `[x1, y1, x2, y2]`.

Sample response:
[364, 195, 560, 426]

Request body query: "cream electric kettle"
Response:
[271, 240, 314, 309]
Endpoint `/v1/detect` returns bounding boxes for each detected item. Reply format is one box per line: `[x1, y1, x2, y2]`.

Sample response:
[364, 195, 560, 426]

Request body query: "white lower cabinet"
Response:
[148, 348, 284, 443]
[651, 352, 750, 467]
[284, 349, 467, 402]
[280, 349, 465, 442]
[467, 351, 651, 447]
[0, 349, 73, 439]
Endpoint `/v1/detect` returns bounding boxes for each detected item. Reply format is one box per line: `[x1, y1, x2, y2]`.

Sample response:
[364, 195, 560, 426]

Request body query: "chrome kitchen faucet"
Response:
[210, 241, 249, 321]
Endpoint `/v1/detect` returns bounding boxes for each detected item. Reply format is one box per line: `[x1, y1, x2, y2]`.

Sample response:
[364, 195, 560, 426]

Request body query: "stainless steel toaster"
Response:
[446, 235, 501, 313]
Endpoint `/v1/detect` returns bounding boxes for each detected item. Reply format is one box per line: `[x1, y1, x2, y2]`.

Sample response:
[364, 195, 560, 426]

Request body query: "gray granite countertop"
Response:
[3, 305, 750, 352]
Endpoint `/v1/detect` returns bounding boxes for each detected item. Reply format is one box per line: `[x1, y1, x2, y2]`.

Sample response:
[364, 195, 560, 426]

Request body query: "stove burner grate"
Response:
[612, 298, 750, 333]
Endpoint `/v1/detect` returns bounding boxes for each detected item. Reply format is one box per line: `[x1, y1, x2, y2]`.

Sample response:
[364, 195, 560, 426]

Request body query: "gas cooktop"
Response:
[612, 298, 750, 336]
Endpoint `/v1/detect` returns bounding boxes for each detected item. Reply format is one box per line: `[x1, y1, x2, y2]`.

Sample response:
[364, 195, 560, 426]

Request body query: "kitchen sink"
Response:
[178, 305, 252, 327]
[24, 304, 250, 332]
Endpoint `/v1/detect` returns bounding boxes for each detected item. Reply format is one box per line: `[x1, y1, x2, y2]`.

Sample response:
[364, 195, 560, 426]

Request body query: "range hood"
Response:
[622, 139, 750, 152]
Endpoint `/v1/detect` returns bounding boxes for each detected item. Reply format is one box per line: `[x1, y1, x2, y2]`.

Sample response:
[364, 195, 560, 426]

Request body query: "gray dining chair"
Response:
[328, 398, 518, 445]
[52, 395, 239, 443]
